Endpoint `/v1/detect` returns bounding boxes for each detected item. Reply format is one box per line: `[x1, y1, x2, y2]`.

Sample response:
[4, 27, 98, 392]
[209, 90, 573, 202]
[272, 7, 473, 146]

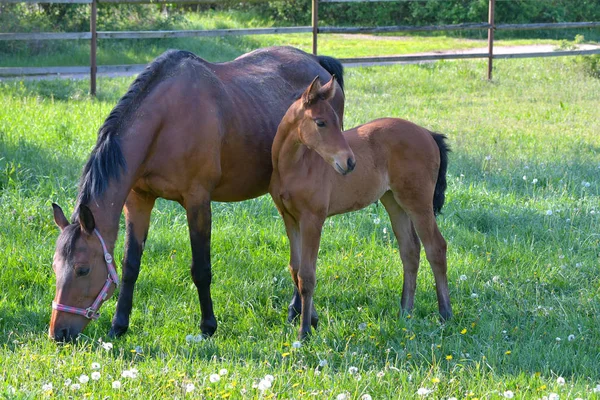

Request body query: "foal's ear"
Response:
[52, 203, 69, 231]
[78, 205, 96, 235]
[302, 76, 322, 107]
[319, 75, 337, 101]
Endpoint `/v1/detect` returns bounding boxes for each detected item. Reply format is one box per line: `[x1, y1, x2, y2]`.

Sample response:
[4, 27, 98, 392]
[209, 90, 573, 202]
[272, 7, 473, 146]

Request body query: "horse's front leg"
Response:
[109, 191, 155, 338]
[283, 213, 318, 329]
[185, 193, 217, 337]
[297, 215, 324, 339]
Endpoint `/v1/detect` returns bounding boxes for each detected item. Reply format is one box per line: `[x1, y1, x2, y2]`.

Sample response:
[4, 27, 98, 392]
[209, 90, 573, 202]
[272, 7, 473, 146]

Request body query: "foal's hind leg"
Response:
[283, 213, 318, 328]
[185, 192, 218, 337]
[402, 201, 452, 321]
[380, 192, 421, 315]
[109, 190, 155, 338]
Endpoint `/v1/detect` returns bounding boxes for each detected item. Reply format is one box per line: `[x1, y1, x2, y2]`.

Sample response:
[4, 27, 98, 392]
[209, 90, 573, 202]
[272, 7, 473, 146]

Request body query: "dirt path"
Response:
[1, 43, 599, 81]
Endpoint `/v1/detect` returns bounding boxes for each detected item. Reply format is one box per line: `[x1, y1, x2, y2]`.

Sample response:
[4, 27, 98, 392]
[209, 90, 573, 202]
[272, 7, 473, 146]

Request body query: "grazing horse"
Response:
[49, 47, 345, 342]
[269, 76, 452, 339]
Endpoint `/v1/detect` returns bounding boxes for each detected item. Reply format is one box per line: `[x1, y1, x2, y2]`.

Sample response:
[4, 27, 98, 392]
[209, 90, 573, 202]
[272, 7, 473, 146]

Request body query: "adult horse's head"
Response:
[297, 76, 356, 175]
[49, 203, 118, 342]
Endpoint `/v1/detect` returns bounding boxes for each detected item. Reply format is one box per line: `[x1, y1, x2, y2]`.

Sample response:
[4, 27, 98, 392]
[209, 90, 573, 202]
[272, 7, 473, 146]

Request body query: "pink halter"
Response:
[52, 229, 119, 320]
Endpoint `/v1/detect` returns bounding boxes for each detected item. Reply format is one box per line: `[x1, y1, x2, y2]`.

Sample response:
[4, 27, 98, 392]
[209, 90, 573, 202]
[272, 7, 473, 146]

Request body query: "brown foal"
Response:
[269, 77, 452, 339]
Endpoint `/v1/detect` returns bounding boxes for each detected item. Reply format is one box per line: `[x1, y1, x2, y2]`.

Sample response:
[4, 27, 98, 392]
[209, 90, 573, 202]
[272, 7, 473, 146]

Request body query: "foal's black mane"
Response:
[74, 50, 199, 215]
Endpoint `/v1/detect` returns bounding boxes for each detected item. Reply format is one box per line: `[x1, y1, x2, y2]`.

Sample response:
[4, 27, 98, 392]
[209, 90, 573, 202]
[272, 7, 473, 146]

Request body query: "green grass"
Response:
[0, 10, 589, 68]
[1, 52, 600, 399]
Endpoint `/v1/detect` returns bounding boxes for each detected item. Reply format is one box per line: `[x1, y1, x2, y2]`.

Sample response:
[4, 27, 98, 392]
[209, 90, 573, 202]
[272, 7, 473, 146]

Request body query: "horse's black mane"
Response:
[74, 50, 199, 216]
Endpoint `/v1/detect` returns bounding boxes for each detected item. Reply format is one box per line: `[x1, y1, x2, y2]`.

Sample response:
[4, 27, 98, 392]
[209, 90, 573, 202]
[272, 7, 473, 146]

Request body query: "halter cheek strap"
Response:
[52, 229, 119, 320]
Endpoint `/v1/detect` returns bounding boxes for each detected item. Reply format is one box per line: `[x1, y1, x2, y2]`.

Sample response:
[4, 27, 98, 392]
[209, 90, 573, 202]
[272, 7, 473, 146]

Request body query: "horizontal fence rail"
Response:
[1, 0, 599, 93]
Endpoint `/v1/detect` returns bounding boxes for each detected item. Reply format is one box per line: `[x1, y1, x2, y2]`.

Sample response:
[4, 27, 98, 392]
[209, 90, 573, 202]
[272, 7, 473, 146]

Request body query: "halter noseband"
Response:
[52, 229, 119, 320]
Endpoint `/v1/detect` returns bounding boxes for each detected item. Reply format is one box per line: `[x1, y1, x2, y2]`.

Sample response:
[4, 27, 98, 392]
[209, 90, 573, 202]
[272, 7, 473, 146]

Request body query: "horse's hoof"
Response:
[310, 314, 318, 329]
[287, 305, 301, 323]
[200, 316, 217, 337]
[439, 308, 453, 322]
[298, 328, 312, 341]
[108, 325, 128, 339]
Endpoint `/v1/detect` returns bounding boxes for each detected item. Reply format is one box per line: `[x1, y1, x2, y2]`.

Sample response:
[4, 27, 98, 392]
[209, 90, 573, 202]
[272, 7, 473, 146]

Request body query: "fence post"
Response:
[90, 0, 97, 96]
[487, 0, 495, 80]
[312, 0, 318, 55]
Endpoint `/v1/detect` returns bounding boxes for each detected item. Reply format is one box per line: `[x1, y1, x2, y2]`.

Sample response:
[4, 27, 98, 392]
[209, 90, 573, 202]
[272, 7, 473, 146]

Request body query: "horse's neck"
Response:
[273, 119, 309, 175]
[76, 128, 156, 251]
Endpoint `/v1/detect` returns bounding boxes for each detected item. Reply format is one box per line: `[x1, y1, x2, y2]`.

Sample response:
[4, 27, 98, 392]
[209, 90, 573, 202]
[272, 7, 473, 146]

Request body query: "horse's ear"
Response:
[52, 203, 69, 231]
[78, 205, 96, 235]
[302, 76, 321, 107]
[320, 75, 337, 101]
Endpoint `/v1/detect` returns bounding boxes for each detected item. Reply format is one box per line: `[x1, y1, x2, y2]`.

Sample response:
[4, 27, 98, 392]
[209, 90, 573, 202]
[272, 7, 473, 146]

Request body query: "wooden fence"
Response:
[1, 0, 599, 95]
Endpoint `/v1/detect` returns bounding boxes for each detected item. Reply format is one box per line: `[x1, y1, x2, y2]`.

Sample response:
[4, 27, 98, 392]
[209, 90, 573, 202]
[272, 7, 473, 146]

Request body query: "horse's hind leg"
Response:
[185, 192, 218, 337]
[109, 190, 155, 338]
[380, 192, 421, 315]
[402, 200, 452, 321]
[283, 213, 318, 328]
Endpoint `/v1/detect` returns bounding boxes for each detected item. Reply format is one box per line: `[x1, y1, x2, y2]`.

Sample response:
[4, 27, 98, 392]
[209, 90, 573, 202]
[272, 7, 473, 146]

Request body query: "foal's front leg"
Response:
[297, 215, 324, 339]
[283, 213, 318, 329]
[109, 191, 155, 338]
[185, 193, 218, 337]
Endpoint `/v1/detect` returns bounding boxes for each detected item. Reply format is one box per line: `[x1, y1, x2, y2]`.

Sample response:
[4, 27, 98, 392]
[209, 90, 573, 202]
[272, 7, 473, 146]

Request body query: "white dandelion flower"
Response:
[209, 374, 220, 383]
[258, 379, 272, 391]
[532, 178, 538, 184]
[91, 372, 101, 381]
[348, 366, 359, 375]
[594, 384, 600, 393]
[79, 374, 89, 384]
[459, 275, 467, 281]
[185, 383, 195, 393]
[264, 374, 275, 383]
[568, 334, 576, 341]
[319, 359, 328, 368]
[64, 379, 72, 387]
[503, 390, 514, 398]
[292, 341, 302, 349]
[101, 342, 113, 351]
[219, 368, 228, 376]
[373, 218, 381, 225]
[546, 210, 553, 216]
[417, 387, 432, 396]
[91, 362, 101, 370]
[377, 371, 385, 378]
[70, 383, 81, 391]
[548, 393, 559, 400]
[358, 323, 367, 331]
[42, 383, 53, 392]
[336, 393, 349, 400]
[556, 337, 561, 342]
[471, 293, 478, 299]
[361, 394, 373, 400]
[557, 377, 565, 385]
[112, 381, 121, 389]
[185, 334, 194, 343]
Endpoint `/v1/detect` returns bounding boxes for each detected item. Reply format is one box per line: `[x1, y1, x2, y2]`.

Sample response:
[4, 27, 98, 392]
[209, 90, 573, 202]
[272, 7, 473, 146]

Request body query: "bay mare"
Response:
[269, 77, 451, 339]
[50, 46, 345, 342]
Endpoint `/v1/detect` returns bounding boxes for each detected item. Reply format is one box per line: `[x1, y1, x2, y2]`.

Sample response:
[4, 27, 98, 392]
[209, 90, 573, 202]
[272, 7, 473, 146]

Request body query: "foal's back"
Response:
[325, 118, 441, 216]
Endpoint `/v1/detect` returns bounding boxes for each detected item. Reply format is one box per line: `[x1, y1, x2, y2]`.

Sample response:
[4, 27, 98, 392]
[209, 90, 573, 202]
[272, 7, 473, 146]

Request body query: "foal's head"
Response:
[294, 76, 356, 175]
[49, 204, 116, 342]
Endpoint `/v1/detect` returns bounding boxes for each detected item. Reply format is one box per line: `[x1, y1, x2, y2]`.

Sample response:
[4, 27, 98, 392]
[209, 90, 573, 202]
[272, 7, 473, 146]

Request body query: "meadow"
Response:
[1, 33, 600, 399]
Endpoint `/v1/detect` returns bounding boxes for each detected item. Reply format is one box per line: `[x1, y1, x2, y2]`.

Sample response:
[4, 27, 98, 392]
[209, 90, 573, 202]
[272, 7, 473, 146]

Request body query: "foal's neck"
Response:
[272, 107, 309, 174]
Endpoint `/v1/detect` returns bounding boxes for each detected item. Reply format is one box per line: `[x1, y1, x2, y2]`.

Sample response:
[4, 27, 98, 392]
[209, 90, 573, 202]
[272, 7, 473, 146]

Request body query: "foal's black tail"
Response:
[317, 55, 344, 92]
[431, 132, 450, 216]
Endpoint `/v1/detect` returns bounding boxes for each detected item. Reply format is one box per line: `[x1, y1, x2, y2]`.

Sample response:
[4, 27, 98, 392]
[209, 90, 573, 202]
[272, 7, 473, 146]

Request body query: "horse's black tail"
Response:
[317, 55, 344, 92]
[431, 132, 450, 216]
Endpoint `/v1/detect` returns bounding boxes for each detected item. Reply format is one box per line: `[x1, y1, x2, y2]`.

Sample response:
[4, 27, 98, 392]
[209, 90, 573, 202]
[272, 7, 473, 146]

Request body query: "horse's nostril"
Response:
[347, 158, 356, 171]
[54, 327, 71, 342]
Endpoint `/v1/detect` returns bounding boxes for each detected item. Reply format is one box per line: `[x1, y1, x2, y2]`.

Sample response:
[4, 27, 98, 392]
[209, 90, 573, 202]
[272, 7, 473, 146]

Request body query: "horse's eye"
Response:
[315, 119, 326, 127]
[76, 266, 91, 277]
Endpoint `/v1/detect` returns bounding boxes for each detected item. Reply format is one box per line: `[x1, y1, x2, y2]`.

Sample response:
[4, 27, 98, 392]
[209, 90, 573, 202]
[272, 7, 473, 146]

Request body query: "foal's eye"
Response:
[76, 266, 91, 277]
[315, 119, 326, 127]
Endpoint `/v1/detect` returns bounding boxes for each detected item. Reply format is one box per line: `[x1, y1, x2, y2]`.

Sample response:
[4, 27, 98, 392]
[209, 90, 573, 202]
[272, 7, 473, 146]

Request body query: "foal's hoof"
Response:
[200, 316, 218, 337]
[108, 324, 128, 339]
[287, 304, 301, 324]
[310, 313, 319, 329]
